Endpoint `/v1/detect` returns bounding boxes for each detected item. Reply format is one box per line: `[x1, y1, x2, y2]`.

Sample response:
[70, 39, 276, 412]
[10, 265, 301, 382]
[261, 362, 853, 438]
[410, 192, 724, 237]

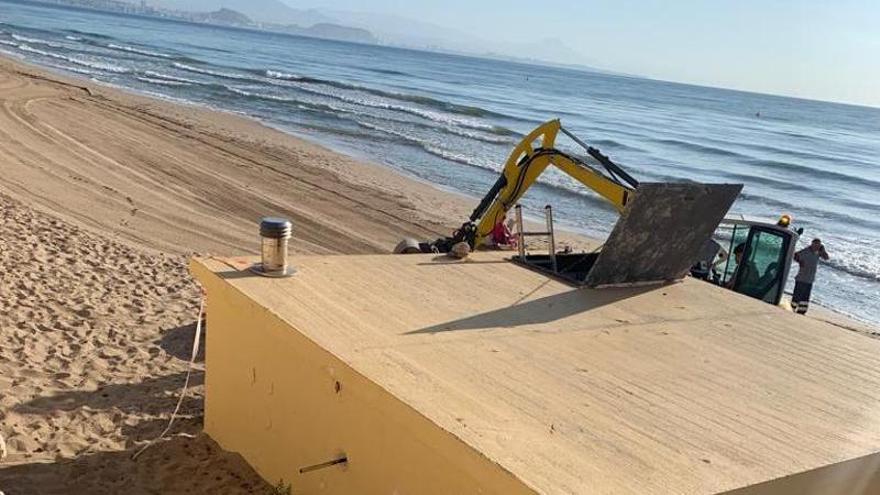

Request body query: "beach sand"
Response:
[0, 55, 874, 493]
[0, 55, 479, 493]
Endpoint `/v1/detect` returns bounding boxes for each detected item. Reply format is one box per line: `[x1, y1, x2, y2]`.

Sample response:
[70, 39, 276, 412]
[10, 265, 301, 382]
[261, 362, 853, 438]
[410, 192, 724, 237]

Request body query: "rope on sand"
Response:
[132, 297, 205, 461]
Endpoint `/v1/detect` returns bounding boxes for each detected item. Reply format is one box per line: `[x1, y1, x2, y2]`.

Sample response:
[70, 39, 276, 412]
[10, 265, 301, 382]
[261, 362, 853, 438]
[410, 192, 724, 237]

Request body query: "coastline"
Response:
[0, 52, 877, 492]
[0, 55, 467, 256]
[0, 52, 873, 328]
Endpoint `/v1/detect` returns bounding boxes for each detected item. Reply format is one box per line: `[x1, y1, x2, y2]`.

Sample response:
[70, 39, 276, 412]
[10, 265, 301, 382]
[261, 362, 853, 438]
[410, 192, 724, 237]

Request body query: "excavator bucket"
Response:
[583, 183, 742, 287]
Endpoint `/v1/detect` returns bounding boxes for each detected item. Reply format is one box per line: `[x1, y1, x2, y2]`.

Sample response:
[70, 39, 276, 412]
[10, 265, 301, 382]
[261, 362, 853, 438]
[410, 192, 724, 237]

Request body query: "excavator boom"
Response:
[420, 119, 638, 252]
[470, 120, 637, 247]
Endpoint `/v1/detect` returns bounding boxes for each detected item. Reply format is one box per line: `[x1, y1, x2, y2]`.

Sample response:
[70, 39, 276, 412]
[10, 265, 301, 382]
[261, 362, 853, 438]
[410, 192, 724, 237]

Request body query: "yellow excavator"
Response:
[395, 119, 802, 306]
[396, 119, 637, 253]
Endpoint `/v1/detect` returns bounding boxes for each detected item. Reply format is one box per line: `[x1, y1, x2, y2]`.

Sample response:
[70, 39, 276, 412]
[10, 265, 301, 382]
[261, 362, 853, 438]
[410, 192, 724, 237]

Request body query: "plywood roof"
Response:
[194, 252, 880, 494]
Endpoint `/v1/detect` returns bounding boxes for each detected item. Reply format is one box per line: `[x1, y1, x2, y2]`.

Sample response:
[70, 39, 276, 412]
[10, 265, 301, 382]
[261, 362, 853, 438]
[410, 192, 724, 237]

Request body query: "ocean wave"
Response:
[107, 43, 173, 59]
[825, 258, 880, 282]
[695, 136, 880, 171]
[174, 62, 255, 81]
[0, 40, 17, 47]
[11, 33, 64, 48]
[143, 70, 203, 85]
[306, 96, 514, 146]
[263, 69, 510, 120]
[180, 42, 233, 54]
[355, 120, 522, 178]
[652, 137, 748, 159]
[737, 192, 880, 234]
[364, 67, 409, 76]
[811, 234, 880, 282]
[422, 143, 495, 169]
[65, 35, 83, 41]
[440, 125, 513, 144]
[225, 86, 300, 102]
[284, 92, 507, 145]
[284, 80, 514, 136]
[136, 76, 191, 87]
[720, 170, 810, 192]
[746, 158, 880, 189]
[63, 28, 113, 40]
[589, 138, 643, 153]
[358, 120, 498, 167]
[840, 197, 880, 215]
[17, 44, 130, 73]
[224, 85, 378, 119]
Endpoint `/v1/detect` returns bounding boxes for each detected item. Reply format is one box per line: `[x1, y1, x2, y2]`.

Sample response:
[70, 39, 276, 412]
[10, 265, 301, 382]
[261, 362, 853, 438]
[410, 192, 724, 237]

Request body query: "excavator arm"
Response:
[395, 119, 640, 254]
[466, 119, 638, 248]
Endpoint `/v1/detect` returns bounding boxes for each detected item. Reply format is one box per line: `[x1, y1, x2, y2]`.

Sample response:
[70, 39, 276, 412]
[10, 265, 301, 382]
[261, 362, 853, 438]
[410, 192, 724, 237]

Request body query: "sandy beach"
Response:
[0, 53, 875, 494]
[0, 55, 482, 493]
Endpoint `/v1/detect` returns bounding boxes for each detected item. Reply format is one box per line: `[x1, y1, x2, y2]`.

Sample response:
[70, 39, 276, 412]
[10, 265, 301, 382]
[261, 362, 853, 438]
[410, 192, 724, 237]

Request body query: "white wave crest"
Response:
[65, 35, 83, 41]
[17, 44, 129, 73]
[356, 120, 497, 170]
[225, 86, 299, 103]
[108, 43, 173, 58]
[11, 33, 63, 47]
[821, 239, 880, 282]
[289, 82, 498, 134]
[266, 69, 302, 80]
[136, 76, 191, 87]
[173, 62, 252, 80]
[144, 71, 202, 85]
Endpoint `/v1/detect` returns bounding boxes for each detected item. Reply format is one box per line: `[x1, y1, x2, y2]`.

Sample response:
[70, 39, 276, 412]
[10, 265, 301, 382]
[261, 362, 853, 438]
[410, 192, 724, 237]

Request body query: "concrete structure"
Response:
[191, 252, 880, 494]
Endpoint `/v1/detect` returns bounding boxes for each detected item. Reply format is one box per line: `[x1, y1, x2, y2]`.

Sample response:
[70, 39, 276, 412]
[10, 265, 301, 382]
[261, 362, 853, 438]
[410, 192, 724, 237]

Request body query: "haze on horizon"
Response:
[267, 0, 879, 108]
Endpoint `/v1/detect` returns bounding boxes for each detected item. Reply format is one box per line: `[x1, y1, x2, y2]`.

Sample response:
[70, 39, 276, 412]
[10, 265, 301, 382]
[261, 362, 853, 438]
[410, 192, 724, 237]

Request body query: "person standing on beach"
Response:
[791, 238, 829, 314]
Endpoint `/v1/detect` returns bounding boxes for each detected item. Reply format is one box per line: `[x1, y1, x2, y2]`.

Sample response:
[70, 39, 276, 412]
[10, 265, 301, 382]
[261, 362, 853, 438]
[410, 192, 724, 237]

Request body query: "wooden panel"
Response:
[586, 183, 742, 287]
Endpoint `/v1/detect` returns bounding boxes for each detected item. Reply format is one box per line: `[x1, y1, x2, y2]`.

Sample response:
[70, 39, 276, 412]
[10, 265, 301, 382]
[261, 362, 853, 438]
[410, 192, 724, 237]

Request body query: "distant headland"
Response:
[22, 0, 378, 44]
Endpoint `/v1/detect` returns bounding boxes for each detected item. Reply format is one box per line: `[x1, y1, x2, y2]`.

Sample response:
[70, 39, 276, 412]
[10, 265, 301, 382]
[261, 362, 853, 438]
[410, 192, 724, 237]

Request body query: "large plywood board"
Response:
[585, 183, 742, 287]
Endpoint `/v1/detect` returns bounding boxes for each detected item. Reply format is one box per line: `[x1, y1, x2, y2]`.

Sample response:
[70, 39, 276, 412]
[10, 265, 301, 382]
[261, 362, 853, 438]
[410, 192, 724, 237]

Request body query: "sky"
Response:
[290, 0, 880, 107]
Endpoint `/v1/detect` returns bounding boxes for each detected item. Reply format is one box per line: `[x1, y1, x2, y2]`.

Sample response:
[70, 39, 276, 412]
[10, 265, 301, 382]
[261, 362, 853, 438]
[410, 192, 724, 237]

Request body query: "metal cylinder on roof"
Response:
[259, 217, 292, 276]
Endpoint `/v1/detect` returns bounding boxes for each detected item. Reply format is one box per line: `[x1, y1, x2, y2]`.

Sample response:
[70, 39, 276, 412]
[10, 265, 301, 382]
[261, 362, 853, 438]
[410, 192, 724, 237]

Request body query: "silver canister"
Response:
[258, 217, 293, 276]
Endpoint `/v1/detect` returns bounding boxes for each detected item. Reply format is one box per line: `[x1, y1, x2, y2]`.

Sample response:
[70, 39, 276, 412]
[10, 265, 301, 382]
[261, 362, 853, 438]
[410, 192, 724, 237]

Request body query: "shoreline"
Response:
[0, 54, 467, 255]
[0, 53, 875, 328]
[0, 54, 599, 253]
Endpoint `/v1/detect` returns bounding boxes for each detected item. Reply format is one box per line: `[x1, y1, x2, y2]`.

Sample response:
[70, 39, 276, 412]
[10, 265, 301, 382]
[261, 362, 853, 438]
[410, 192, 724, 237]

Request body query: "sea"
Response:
[1, 0, 878, 325]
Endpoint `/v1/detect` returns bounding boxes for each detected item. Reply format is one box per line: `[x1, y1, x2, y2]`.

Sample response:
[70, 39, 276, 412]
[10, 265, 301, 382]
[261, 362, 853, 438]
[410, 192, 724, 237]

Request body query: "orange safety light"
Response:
[777, 214, 792, 227]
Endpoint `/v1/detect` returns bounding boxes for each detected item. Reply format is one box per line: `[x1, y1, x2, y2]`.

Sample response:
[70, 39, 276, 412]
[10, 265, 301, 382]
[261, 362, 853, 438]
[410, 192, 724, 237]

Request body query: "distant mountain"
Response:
[147, 0, 330, 26]
[274, 22, 376, 44]
[315, 9, 606, 70]
[190, 7, 251, 25]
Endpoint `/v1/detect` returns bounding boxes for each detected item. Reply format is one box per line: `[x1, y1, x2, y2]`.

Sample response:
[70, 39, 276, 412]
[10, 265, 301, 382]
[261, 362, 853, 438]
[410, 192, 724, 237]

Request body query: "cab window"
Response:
[735, 229, 786, 303]
[719, 225, 749, 286]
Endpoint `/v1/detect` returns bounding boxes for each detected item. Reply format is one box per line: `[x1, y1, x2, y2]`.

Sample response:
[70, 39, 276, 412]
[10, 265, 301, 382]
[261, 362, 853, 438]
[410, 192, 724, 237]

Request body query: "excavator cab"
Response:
[692, 217, 800, 305]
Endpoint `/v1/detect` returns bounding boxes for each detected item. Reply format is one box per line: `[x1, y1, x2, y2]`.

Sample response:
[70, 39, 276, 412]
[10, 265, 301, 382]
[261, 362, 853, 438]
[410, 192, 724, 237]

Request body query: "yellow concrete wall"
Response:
[192, 262, 537, 494]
